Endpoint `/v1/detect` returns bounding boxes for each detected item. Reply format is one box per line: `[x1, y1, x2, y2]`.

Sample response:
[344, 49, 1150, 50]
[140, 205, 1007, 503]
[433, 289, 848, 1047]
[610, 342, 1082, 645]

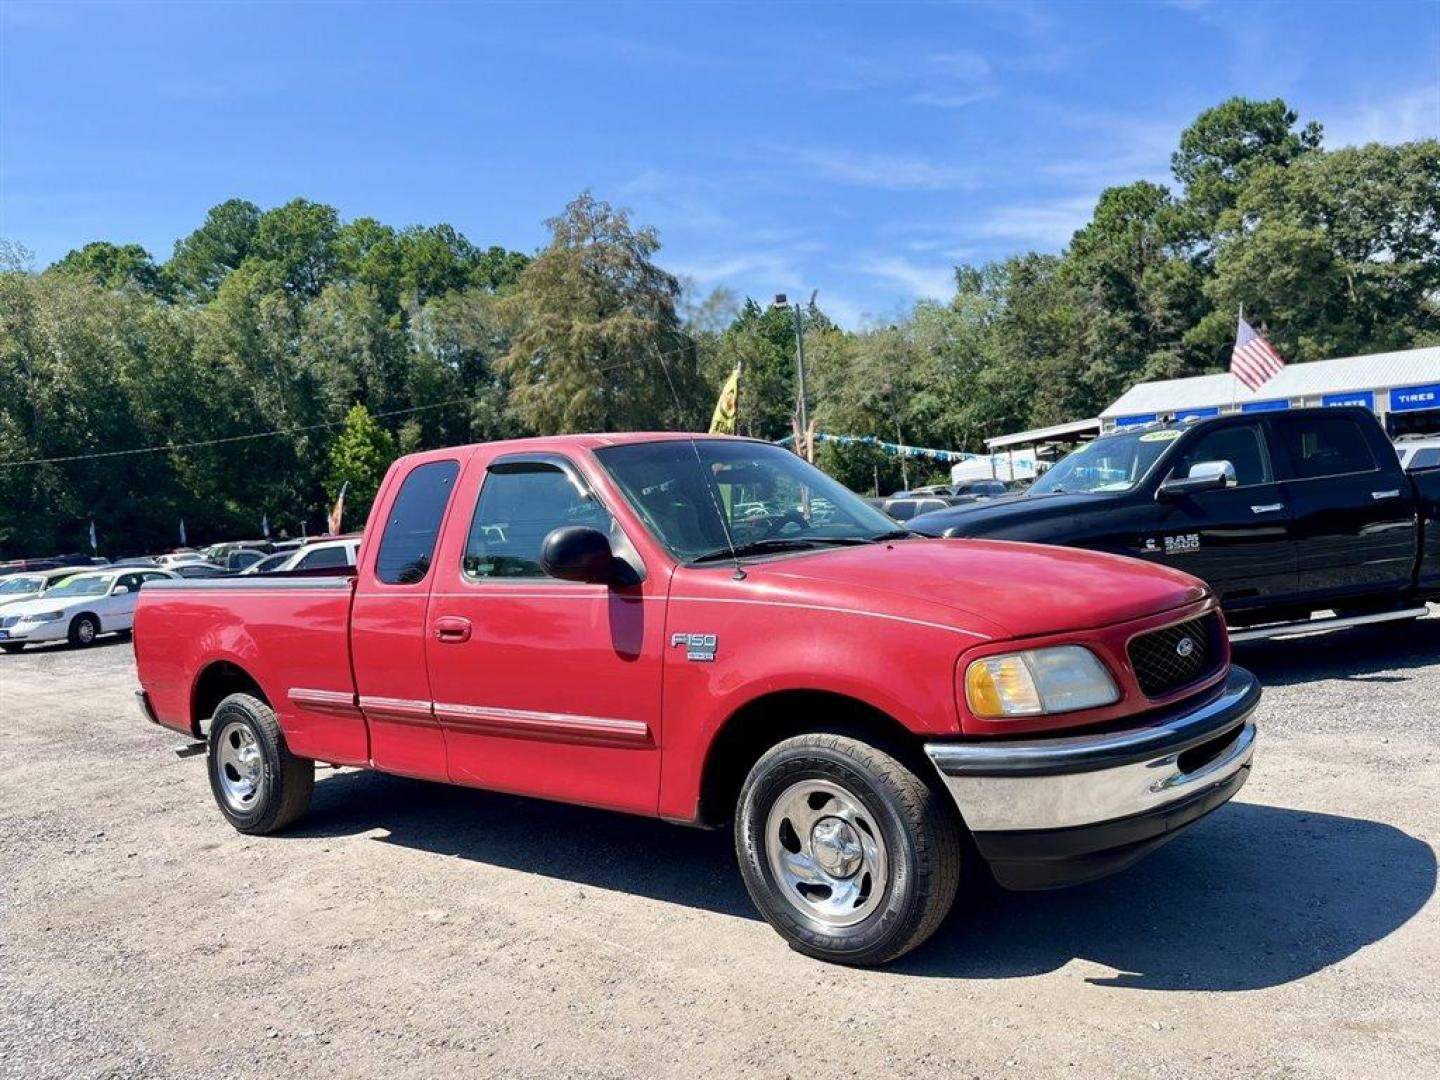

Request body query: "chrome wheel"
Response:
[215, 720, 266, 813]
[764, 778, 889, 928]
[75, 618, 96, 644]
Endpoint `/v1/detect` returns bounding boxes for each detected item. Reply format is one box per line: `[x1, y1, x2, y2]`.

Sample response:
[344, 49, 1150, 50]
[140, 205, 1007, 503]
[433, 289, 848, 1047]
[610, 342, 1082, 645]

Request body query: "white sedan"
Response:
[0, 567, 176, 652]
[0, 566, 84, 609]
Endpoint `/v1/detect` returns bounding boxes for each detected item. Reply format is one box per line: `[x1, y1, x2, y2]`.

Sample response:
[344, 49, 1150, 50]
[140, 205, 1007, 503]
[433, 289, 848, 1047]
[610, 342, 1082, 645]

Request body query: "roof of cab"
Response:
[394, 431, 764, 465]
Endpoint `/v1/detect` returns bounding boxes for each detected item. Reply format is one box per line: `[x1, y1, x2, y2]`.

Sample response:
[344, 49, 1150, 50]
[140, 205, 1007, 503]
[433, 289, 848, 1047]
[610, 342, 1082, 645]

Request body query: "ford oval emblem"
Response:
[1175, 636, 1196, 658]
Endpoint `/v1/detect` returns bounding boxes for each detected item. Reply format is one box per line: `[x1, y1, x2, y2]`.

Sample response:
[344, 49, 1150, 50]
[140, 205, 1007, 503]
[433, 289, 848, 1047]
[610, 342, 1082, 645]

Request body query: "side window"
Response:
[374, 460, 460, 584]
[298, 546, 348, 570]
[463, 463, 614, 580]
[1173, 426, 1272, 487]
[1278, 417, 1376, 479]
[1409, 448, 1440, 470]
[115, 573, 141, 592]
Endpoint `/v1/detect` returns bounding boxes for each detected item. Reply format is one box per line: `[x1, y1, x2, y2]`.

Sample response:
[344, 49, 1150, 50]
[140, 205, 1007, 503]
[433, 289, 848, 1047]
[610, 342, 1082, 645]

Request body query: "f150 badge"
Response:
[672, 632, 718, 662]
[1143, 533, 1201, 555]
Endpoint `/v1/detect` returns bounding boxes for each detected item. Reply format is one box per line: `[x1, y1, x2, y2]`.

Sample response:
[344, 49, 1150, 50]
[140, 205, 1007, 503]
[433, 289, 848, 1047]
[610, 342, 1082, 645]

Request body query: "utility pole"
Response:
[773, 291, 815, 456]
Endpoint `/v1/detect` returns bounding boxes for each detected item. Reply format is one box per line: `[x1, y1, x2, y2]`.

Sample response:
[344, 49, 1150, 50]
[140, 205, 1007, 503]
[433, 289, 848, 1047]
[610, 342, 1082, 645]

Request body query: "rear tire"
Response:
[207, 692, 314, 834]
[736, 733, 961, 966]
[67, 614, 99, 647]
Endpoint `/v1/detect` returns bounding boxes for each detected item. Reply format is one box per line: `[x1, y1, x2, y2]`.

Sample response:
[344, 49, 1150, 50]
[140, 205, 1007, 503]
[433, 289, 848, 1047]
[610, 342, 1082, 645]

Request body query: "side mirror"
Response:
[111, 585, 131, 595]
[540, 526, 618, 585]
[1157, 459, 1236, 499]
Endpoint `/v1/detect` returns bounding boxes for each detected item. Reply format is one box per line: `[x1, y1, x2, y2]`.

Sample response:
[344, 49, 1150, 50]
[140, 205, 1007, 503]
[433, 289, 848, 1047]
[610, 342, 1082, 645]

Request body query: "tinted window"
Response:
[375, 460, 460, 584]
[1172, 426, 1272, 487]
[1278, 417, 1375, 478]
[464, 463, 614, 579]
[1408, 447, 1440, 470]
[297, 546, 350, 570]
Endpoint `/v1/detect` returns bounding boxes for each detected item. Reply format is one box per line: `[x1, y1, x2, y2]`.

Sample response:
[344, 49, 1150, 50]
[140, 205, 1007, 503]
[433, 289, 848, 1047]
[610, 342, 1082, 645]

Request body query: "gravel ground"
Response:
[2, 617, 1438, 1080]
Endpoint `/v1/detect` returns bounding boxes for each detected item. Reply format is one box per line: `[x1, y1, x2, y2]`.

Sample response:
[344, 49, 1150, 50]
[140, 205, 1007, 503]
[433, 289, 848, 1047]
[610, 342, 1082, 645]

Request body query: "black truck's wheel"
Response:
[736, 733, 961, 966]
[207, 692, 314, 835]
[67, 613, 99, 647]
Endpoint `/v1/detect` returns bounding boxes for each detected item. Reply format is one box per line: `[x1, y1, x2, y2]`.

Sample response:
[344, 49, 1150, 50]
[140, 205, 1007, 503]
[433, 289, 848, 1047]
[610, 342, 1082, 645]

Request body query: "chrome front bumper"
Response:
[926, 667, 1259, 889]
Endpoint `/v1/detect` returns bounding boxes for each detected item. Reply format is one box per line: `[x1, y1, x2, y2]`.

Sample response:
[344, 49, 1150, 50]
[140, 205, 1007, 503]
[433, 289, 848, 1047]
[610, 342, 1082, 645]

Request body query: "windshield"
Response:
[595, 439, 900, 563]
[45, 574, 112, 598]
[0, 575, 46, 594]
[1029, 429, 1180, 495]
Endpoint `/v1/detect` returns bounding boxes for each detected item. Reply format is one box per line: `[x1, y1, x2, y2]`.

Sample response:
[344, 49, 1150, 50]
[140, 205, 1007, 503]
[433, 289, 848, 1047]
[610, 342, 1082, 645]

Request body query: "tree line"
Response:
[1, 97, 1436, 556]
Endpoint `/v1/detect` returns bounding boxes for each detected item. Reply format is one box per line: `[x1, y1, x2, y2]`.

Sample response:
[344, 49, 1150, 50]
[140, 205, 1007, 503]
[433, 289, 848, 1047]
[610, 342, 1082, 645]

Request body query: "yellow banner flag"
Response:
[708, 363, 741, 434]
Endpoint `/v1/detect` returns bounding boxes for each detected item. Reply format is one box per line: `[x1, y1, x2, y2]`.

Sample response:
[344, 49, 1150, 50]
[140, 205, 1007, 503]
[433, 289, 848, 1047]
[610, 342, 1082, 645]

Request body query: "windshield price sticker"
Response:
[1138, 429, 1182, 443]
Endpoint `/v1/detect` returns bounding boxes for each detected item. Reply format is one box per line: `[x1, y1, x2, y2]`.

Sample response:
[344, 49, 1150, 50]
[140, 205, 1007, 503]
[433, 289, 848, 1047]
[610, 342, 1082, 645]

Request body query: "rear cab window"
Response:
[374, 459, 461, 584]
[1276, 416, 1376, 479]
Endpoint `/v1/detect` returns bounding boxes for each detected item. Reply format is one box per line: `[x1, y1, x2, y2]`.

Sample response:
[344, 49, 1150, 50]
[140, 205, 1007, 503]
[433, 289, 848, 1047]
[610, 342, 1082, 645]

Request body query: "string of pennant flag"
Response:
[776, 431, 978, 463]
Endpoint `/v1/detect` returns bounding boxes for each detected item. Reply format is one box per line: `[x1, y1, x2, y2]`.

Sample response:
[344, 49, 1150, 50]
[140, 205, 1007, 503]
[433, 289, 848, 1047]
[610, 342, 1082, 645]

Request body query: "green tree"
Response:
[49, 242, 169, 295]
[254, 198, 340, 298]
[497, 192, 707, 433]
[326, 403, 396, 522]
[167, 198, 261, 300]
[1173, 97, 1322, 227]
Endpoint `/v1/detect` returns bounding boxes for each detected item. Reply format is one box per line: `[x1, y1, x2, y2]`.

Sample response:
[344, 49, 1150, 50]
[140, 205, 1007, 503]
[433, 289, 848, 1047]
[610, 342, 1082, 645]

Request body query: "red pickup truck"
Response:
[134, 434, 1259, 965]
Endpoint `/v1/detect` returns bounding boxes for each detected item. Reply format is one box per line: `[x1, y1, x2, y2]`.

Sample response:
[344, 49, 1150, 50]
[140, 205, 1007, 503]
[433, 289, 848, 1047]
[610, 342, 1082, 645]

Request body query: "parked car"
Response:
[0, 567, 83, 608]
[135, 433, 1258, 965]
[909, 407, 1440, 638]
[110, 557, 159, 567]
[239, 551, 294, 576]
[271, 535, 361, 573]
[155, 551, 204, 569]
[1395, 434, 1440, 472]
[1, 567, 176, 651]
[880, 495, 952, 521]
[171, 562, 233, 579]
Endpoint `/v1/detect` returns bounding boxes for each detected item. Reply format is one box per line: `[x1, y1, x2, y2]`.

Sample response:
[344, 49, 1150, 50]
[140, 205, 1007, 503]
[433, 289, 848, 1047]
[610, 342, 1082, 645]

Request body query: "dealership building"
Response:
[1099, 344, 1440, 436]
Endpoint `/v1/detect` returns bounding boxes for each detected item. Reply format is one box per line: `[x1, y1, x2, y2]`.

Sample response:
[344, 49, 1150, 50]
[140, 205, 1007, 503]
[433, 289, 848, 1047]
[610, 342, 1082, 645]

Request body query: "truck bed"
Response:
[134, 576, 365, 762]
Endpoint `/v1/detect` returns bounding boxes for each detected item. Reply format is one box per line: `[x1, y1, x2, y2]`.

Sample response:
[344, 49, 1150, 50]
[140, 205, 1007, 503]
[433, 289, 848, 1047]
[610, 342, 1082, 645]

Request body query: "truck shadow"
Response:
[1231, 613, 1440, 686]
[292, 774, 1433, 990]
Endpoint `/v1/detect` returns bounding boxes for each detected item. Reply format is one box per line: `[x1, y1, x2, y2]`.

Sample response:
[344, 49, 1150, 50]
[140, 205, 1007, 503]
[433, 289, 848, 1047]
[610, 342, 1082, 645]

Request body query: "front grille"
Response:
[1128, 613, 1223, 698]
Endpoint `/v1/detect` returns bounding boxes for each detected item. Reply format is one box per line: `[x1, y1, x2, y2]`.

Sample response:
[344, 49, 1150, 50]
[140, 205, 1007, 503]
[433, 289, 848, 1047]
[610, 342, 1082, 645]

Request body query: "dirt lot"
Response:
[2, 618, 1438, 1080]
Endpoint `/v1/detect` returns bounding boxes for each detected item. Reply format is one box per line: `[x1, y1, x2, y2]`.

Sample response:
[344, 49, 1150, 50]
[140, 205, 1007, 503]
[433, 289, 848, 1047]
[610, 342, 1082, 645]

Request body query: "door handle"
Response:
[1371, 489, 1400, 500]
[1250, 503, 1284, 514]
[433, 616, 471, 643]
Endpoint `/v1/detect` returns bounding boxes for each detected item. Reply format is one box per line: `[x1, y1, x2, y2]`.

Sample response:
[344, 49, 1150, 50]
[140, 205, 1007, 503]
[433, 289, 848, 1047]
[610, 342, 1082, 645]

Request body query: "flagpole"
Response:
[1231, 303, 1243, 411]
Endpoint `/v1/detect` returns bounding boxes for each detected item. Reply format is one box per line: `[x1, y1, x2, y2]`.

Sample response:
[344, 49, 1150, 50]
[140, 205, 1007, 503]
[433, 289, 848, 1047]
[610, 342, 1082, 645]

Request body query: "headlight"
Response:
[965, 646, 1119, 718]
[25, 610, 65, 623]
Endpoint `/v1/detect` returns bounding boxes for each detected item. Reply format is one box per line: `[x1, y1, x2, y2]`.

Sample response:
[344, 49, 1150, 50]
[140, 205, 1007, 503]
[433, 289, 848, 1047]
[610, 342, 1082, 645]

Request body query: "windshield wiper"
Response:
[690, 537, 868, 563]
[866, 528, 918, 542]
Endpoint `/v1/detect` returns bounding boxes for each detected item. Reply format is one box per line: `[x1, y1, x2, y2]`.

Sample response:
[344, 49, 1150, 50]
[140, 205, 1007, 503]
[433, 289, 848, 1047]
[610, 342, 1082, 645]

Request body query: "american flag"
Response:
[1231, 315, 1286, 392]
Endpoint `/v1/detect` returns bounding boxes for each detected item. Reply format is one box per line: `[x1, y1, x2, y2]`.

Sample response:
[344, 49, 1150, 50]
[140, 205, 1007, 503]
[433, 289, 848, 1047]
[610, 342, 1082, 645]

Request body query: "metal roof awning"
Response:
[984, 418, 1101, 450]
[1101, 345, 1440, 420]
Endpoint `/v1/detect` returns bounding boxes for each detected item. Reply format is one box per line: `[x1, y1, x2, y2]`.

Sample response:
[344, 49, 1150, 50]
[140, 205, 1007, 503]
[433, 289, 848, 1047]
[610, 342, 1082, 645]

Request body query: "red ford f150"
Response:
[134, 434, 1259, 965]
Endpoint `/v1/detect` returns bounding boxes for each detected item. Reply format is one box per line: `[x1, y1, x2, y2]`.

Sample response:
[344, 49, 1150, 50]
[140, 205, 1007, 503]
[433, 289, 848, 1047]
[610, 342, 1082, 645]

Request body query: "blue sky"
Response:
[2, 1, 1437, 327]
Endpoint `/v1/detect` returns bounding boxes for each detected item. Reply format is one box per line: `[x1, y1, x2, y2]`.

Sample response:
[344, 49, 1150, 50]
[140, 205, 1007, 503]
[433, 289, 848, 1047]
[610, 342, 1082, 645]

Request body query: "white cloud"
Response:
[906, 89, 995, 110]
[785, 147, 980, 191]
[1324, 87, 1440, 147]
[975, 197, 1095, 249]
[861, 256, 957, 301]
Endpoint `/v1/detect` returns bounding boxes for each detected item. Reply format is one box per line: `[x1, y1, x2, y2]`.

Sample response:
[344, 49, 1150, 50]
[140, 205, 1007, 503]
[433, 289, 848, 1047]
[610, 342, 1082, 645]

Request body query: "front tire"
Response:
[736, 733, 961, 966]
[207, 692, 314, 834]
[68, 614, 99, 647]
[0, 643, 23, 654]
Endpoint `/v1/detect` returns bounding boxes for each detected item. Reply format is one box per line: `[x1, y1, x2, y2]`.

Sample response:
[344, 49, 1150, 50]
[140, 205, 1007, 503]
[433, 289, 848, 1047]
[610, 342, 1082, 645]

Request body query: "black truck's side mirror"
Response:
[540, 526, 619, 585]
[1157, 459, 1236, 499]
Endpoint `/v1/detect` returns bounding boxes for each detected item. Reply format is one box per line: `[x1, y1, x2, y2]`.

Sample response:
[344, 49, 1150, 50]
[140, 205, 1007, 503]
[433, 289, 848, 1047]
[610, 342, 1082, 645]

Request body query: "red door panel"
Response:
[423, 450, 667, 815]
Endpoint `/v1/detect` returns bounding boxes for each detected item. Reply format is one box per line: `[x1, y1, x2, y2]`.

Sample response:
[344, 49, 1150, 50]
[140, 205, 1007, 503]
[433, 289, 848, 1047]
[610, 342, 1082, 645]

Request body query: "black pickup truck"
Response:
[909, 406, 1440, 638]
